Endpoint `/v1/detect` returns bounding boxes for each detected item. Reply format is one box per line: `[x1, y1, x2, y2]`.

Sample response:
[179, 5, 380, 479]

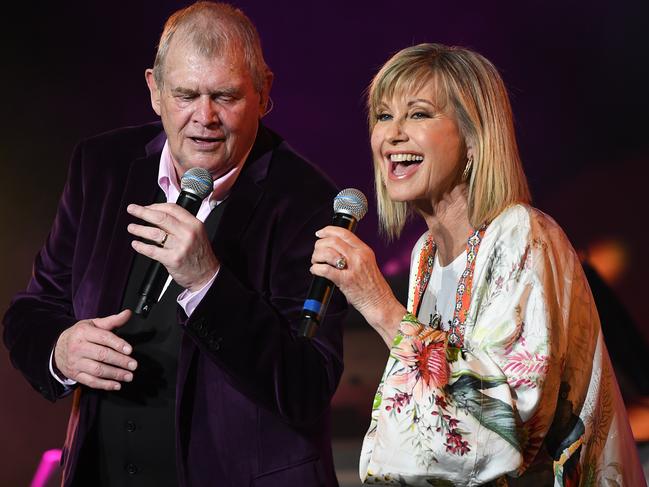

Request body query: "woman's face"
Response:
[371, 79, 467, 208]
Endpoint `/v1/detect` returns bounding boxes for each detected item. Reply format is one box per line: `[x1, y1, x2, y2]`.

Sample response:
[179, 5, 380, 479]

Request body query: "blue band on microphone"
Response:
[303, 299, 323, 315]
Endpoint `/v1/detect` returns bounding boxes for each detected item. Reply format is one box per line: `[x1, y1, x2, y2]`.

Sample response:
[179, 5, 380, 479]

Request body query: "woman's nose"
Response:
[385, 119, 407, 144]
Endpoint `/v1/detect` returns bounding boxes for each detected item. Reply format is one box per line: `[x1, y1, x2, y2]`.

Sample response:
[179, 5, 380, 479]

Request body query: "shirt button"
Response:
[126, 463, 138, 475]
[125, 420, 136, 432]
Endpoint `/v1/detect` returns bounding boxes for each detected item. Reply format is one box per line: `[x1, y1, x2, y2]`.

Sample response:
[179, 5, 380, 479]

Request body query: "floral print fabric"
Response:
[359, 205, 645, 486]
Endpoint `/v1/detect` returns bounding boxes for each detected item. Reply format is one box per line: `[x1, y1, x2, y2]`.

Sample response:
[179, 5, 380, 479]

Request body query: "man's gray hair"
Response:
[153, 1, 271, 91]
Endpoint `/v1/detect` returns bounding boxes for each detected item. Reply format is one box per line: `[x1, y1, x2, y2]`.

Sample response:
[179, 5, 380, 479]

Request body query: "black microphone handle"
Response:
[134, 191, 204, 317]
[299, 212, 358, 338]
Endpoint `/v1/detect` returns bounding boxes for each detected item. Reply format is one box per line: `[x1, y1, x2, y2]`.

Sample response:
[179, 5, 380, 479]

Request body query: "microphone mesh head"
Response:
[180, 168, 213, 199]
[333, 188, 368, 221]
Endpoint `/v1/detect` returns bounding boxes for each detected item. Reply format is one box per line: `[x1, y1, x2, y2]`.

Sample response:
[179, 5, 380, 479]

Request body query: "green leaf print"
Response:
[373, 392, 382, 410]
[446, 373, 521, 452]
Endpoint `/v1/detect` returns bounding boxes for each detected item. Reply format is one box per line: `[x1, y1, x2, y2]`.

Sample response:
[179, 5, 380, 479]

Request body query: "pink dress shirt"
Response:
[158, 139, 245, 317]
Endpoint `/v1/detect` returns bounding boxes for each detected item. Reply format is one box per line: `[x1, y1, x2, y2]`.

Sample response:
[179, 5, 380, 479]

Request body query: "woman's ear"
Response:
[463, 141, 476, 181]
[465, 139, 475, 162]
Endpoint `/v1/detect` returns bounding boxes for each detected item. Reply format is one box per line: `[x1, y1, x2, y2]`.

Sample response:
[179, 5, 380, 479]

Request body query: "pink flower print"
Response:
[384, 391, 412, 414]
[389, 333, 449, 400]
[431, 392, 471, 456]
[400, 319, 424, 337]
[503, 350, 548, 389]
[434, 394, 448, 409]
[445, 430, 471, 456]
[495, 275, 504, 289]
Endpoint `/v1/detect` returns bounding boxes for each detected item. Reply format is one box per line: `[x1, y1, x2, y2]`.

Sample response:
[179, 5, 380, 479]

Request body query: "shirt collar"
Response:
[157, 140, 249, 206]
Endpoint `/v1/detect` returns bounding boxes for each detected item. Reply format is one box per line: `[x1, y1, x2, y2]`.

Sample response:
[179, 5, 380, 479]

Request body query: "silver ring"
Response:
[160, 233, 169, 248]
[335, 256, 347, 270]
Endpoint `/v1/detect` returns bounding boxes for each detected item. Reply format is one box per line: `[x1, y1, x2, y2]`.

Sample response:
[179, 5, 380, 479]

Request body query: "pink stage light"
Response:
[30, 449, 61, 487]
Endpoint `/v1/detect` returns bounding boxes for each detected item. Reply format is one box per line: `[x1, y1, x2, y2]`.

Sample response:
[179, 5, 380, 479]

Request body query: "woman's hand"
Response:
[310, 226, 406, 347]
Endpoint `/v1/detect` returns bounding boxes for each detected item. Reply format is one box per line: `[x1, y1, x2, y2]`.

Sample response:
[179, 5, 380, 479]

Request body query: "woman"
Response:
[311, 44, 644, 486]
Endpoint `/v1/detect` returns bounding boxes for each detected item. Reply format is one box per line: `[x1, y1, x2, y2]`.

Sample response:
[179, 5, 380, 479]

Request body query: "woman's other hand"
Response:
[310, 226, 406, 347]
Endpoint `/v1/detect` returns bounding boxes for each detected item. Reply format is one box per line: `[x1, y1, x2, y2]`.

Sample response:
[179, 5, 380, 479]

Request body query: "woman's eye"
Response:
[411, 111, 431, 119]
[376, 113, 392, 122]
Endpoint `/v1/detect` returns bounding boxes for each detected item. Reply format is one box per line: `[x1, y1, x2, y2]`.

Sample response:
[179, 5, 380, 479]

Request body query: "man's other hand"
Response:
[53, 309, 136, 391]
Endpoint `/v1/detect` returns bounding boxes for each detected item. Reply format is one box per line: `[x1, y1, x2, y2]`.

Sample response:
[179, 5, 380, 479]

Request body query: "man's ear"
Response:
[259, 71, 274, 118]
[145, 69, 162, 116]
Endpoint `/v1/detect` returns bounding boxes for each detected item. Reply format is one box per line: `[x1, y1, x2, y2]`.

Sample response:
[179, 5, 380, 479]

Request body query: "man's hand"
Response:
[126, 203, 219, 292]
[53, 309, 136, 391]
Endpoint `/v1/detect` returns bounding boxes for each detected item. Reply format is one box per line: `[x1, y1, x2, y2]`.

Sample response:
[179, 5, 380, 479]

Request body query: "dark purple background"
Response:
[1, 1, 647, 484]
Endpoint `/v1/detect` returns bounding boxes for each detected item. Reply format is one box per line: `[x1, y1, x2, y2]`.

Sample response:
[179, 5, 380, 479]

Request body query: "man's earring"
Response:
[462, 155, 474, 181]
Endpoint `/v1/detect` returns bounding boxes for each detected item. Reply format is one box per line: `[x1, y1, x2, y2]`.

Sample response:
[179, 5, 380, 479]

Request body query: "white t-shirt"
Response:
[417, 250, 466, 331]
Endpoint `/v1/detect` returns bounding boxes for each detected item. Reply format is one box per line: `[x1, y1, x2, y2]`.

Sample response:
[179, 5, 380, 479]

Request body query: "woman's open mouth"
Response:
[388, 153, 423, 179]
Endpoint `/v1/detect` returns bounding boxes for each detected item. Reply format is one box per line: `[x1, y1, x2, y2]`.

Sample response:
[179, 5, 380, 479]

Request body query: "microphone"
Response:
[134, 167, 213, 317]
[299, 188, 368, 338]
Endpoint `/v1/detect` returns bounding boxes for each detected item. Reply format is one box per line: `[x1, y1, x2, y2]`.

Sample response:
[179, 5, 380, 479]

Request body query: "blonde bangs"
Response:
[368, 54, 449, 133]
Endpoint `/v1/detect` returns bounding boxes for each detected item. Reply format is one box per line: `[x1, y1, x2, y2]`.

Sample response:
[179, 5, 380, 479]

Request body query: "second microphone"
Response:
[299, 188, 368, 338]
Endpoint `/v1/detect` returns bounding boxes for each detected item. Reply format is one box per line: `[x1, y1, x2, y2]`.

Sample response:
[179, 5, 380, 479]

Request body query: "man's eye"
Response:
[216, 94, 236, 103]
[376, 113, 392, 122]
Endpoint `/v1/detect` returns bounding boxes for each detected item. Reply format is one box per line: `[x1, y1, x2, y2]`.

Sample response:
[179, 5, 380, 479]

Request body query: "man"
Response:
[3, 3, 346, 486]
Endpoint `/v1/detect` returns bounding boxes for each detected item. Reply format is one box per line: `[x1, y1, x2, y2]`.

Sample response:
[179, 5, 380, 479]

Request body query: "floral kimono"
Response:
[360, 205, 645, 486]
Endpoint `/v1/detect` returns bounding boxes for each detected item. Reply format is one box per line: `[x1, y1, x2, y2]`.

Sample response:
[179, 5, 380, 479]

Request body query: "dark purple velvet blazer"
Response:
[3, 122, 346, 486]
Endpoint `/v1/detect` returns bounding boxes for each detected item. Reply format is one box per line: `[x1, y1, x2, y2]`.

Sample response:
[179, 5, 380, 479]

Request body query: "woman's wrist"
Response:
[363, 298, 407, 348]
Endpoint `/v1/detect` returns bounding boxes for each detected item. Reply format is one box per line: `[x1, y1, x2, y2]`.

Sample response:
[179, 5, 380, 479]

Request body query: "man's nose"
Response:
[195, 96, 220, 125]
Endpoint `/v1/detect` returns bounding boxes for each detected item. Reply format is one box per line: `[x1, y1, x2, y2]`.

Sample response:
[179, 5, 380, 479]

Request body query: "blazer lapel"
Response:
[211, 125, 274, 262]
[176, 125, 275, 400]
[95, 131, 165, 318]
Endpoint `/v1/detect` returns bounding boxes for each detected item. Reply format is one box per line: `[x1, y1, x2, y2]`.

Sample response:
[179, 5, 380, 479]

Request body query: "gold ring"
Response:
[160, 233, 169, 248]
[335, 256, 347, 270]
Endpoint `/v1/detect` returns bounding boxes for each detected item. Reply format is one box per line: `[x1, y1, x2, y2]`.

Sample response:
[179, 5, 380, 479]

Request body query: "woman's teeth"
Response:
[389, 154, 423, 177]
[389, 153, 423, 163]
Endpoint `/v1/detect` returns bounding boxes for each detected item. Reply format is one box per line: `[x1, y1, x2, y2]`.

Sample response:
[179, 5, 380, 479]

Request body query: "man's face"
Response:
[146, 39, 269, 178]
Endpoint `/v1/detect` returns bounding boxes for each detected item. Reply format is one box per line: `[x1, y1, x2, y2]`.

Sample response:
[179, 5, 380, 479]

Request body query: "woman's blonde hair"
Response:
[368, 43, 531, 239]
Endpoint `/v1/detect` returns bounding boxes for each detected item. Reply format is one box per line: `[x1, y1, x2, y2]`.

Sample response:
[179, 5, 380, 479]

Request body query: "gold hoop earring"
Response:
[462, 156, 473, 181]
[262, 97, 274, 117]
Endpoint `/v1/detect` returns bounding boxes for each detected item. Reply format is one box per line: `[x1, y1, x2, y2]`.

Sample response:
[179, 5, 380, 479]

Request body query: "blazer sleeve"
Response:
[182, 200, 347, 427]
[3, 143, 86, 402]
